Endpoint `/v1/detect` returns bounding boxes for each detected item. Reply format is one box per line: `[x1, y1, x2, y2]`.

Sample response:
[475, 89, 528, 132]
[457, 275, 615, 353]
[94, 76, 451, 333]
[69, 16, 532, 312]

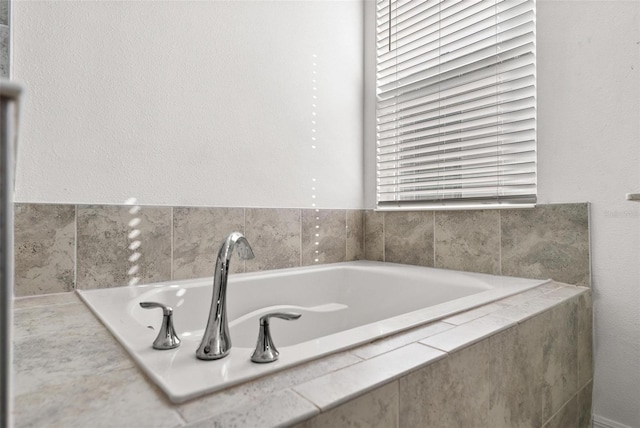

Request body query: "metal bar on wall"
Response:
[1, 80, 23, 428]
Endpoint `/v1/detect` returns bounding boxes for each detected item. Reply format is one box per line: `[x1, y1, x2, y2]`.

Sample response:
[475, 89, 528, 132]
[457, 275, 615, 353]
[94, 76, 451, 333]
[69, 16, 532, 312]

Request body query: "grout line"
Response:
[586, 202, 593, 287]
[170, 206, 174, 281]
[542, 388, 580, 427]
[344, 210, 348, 261]
[498, 210, 502, 275]
[363, 211, 367, 260]
[432, 210, 436, 268]
[381, 211, 385, 262]
[172, 409, 188, 426]
[291, 388, 322, 413]
[360, 210, 365, 260]
[299, 208, 303, 267]
[242, 207, 246, 273]
[73, 204, 78, 290]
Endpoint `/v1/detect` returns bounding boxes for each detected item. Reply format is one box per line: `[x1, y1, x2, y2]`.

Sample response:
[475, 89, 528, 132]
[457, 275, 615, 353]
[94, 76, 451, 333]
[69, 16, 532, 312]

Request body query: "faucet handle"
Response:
[140, 302, 181, 350]
[250, 312, 301, 363]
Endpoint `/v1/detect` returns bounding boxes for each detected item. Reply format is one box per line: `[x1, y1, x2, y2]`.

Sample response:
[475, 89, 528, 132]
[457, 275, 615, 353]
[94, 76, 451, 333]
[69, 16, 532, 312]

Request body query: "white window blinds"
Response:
[376, 0, 536, 208]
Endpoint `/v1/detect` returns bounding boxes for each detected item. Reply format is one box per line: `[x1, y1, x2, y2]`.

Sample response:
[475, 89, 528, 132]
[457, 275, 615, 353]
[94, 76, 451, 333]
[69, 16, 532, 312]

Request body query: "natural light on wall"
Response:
[376, 0, 536, 209]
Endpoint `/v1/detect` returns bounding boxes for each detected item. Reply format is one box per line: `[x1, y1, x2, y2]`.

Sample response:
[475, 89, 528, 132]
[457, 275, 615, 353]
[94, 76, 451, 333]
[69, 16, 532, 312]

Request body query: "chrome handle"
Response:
[139, 301, 181, 350]
[251, 311, 301, 363]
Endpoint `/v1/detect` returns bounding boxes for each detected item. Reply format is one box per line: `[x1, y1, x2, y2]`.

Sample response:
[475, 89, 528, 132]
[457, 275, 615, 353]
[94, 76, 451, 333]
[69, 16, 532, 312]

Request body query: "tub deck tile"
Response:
[352, 321, 454, 360]
[176, 350, 361, 423]
[184, 389, 318, 428]
[13, 291, 79, 310]
[13, 366, 183, 428]
[498, 282, 562, 306]
[293, 343, 446, 412]
[494, 285, 586, 324]
[295, 381, 399, 428]
[420, 313, 516, 353]
[442, 301, 510, 326]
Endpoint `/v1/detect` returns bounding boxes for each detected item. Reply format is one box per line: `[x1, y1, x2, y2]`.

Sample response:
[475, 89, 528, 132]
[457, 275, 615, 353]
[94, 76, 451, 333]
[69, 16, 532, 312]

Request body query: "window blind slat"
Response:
[377, 184, 537, 202]
[377, 58, 534, 117]
[377, 5, 534, 77]
[377, 107, 535, 147]
[378, 140, 536, 168]
[378, 81, 534, 133]
[377, 95, 535, 138]
[377, 47, 534, 107]
[378, 154, 537, 181]
[377, 31, 533, 91]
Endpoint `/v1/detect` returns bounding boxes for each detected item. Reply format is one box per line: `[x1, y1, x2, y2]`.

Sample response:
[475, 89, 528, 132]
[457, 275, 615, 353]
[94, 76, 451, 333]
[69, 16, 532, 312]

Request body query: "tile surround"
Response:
[435, 209, 501, 274]
[176, 350, 362, 423]
[364, 203, 591, 287]
[488, 315, 545, 428]
[13, 281, 592, 427]
[578, 291, 594, 387]
[345, 209, 364, 261]
[245, 208, 301, 272]
[501, 203, 590, 286]
[0, 0, 8, 26]
[303, 285, 591, 428]
[12, 202, 590, 296]
[296, 381, 399, 428]
[76, 205, 172, 289]
[541, 298, 579, 422]
[0, 24, 8, 78]
[14, 204, 75, 296]
[184, 389, 318, 428]
[543, 394, 578, 428]
[12, 296, 183, 428]
[172, 207, 245, 279]
[399, 340, 492, 427]
[301, 209, 346, 266]
[578, 381, 593, 428]
[293, 343, 447, 411]
[384, 210, 434, 267]
[363, 210, 384, 262]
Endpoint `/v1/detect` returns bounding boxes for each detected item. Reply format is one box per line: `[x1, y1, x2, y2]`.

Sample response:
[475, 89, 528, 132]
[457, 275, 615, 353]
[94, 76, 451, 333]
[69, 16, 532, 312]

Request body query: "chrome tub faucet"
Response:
[196, 232, 254, 360]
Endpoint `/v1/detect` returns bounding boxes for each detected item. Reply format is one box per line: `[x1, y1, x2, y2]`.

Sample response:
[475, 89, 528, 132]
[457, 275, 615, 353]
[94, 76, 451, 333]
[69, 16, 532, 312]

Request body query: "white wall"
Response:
[537, 2, 639, 427]
[12, 0, 364, 209]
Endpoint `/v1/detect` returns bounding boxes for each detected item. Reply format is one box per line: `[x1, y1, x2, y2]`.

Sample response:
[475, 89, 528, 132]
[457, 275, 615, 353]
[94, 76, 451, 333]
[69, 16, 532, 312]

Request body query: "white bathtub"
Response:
[78, 261, 548, 403]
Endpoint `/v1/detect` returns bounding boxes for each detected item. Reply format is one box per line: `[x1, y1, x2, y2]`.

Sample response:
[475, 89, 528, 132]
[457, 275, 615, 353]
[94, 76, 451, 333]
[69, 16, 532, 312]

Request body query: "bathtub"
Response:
[78, 261, 549, 403]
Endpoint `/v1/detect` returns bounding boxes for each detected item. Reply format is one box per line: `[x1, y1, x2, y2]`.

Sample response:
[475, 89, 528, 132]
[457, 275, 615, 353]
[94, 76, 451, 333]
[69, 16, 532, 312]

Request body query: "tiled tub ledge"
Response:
[12, 282, 593, 428]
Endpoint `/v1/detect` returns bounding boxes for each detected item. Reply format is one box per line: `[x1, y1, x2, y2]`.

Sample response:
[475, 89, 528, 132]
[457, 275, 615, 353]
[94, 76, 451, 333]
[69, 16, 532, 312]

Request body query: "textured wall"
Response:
[11, 1, 363, 208]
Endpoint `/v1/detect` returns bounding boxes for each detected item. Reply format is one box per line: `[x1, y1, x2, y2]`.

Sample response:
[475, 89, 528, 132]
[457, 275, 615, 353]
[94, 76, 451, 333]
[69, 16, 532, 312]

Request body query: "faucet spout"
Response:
[196, 232, 254, 360]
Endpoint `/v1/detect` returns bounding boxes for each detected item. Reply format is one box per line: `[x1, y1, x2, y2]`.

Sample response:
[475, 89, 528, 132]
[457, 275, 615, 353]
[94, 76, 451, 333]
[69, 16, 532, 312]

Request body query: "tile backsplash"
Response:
[0, 0, 8, 78]
[13, 203, 590, 297]
[14, 205, 365, 296]
[367, 203, 591, 287]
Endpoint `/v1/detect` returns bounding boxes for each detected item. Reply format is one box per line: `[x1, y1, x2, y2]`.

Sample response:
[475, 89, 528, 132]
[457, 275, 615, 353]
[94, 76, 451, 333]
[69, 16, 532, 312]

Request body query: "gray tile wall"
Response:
[12, 203, 589, 296]
[0, 0, 8, 78]
[13, 205, 364, 296]
[365, 203, 591, 287]
[14, 204, 75, 295]
[299, 290, 594, 428]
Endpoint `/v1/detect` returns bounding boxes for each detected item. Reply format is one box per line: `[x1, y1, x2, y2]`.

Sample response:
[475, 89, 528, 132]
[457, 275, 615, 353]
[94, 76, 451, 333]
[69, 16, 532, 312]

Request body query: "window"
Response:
[376, 0, 536, 209]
